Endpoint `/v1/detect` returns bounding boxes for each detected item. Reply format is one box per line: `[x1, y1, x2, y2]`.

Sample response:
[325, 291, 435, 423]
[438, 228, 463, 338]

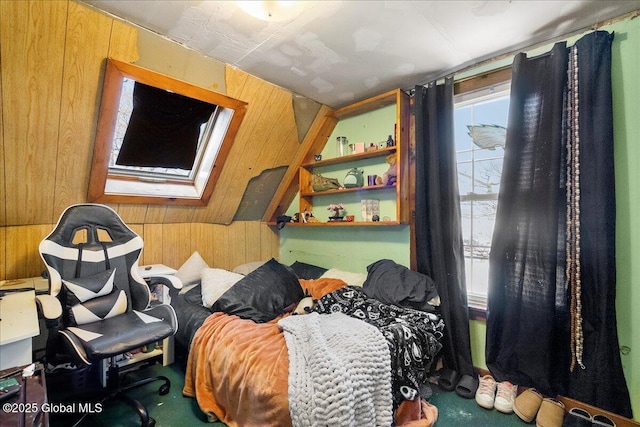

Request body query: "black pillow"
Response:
[211, 258, 304, 322]
[363, 259, 440, 313]
[289, 261, 328, 280]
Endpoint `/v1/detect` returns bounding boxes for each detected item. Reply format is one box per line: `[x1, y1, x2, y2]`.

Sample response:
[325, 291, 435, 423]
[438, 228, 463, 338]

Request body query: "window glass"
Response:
[455, 82, 509, 309]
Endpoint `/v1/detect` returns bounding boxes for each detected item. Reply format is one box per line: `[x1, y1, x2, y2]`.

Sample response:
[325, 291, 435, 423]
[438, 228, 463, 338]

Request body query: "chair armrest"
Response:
[35, 294, 62, 320]
[145, 274, 183, 292]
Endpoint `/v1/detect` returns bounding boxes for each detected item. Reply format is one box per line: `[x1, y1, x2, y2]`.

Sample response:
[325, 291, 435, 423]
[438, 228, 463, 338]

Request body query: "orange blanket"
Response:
[183, 278, 437, 427]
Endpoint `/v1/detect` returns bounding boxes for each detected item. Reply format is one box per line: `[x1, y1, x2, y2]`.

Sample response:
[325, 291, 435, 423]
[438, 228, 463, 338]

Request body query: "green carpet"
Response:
[429, 386, 529, 426]
[49, 363, 222, 427]
[49, 362, 528, 426]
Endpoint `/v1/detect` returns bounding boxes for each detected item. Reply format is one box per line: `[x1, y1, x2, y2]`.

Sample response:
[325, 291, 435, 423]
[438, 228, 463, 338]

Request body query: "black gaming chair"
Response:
[38, 203, 181, 427]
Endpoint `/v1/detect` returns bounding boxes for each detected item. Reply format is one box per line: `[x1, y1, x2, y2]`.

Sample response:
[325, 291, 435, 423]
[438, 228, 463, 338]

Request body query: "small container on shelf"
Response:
[336, 136, 348, 156]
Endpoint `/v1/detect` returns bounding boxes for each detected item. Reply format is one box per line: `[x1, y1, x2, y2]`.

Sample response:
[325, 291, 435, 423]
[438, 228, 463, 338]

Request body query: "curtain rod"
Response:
[413, 9, 640, 89]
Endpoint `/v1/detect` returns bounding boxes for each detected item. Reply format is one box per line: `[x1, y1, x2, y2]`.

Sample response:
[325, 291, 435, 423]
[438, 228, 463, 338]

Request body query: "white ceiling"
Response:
[81, 1, 640, 108]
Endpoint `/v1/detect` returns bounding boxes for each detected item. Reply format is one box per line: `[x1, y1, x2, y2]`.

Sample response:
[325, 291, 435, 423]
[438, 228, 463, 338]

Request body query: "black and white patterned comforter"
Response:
[312, 286, 445, 408]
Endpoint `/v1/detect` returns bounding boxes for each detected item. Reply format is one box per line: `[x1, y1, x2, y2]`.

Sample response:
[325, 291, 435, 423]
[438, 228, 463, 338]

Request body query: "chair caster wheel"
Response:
[145, 417, 156, 427]
[159, 383, 170, 395]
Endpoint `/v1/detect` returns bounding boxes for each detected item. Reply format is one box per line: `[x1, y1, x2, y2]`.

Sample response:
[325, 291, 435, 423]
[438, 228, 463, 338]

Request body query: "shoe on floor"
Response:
[592, 413, 616, 426]
[494, 381, 517, 413]
[536, 398, 565, 427]
[514, 388, 543, 422]
[475, 375, 497, 409]
[561, 407, 591, 427]
[455, 374, 479, 399]
[437, 368, 459, 391]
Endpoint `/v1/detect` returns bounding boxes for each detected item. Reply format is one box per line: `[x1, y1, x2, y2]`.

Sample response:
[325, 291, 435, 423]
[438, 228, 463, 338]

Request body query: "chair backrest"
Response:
[40, 204, 151, 323]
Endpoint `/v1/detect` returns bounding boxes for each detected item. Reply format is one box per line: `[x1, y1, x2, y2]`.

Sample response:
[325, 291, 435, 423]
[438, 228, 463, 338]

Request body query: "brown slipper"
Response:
[514, 388, 543, 423]
[536, 398, 565, 427]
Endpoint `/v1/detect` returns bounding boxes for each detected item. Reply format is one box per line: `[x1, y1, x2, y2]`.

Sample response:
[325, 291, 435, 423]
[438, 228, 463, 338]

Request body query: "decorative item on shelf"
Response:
[300, 210, 319, 223]
[336, 136, 348, 156]
[361, 199, 380, 222]
[366, 143, 378, 152]
[277, 214, 293, 229]
[327, 203, 345, 221]
[349, 142, 365, 154]
[376, 153, 397, 186]
[344, 168, 364, 188]
[386, 134, 395, 147]
[314, 154, 322, 161]
[367, 175, 378, 186]
[346, 215, 355, 222]
[312, 173, 342, 192]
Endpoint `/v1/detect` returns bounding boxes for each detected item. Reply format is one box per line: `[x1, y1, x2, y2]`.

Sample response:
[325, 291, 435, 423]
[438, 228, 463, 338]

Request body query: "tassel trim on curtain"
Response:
[566, 43, 585, 372]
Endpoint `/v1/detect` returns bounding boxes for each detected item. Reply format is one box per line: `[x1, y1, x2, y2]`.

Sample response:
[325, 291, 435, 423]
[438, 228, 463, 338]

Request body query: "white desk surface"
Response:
[0, 277, 48, 293]
[0, 290, 40, 345]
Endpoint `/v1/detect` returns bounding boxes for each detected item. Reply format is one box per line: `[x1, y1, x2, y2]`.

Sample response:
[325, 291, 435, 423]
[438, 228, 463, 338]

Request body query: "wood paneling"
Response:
[189, 223, 216, 266]
[5, 225, 52, 279]
[0, 228, 5, 278]
[194, 67, 303, 224]
[0, 222, 278, 281]
[0, 24, 4, 227]
[161, 223, 193, 268]
[53, 2, 112, 223]
[1, 1, 318, 227]
[107, 19, 139, 63]
[212, 224, 231, 270]
[0, 1, 309, 279]
[141, 223, 163, 266]
[2, 0, 68, 225]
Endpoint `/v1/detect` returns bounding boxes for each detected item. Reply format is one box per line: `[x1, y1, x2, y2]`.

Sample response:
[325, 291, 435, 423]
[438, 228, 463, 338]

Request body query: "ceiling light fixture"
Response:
[237, 1, 306, 22]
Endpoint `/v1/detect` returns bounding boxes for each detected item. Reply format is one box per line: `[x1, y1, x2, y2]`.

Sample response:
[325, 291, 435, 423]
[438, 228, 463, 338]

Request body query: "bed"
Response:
[170, 257, 444, 427]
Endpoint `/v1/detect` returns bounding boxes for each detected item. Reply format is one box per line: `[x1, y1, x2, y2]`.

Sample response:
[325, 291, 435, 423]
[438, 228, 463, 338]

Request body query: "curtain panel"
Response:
[486, 31, 632, 418]
[414, 78, 474, 378]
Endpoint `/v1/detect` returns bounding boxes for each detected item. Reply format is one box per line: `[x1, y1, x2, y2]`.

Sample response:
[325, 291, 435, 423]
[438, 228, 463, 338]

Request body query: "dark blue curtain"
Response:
[414, 78, 474, 377]
[486, 31, 632, 418]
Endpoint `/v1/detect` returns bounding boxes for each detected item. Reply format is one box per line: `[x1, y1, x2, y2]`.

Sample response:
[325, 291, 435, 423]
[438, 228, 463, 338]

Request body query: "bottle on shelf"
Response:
[336, 136, 348, 156]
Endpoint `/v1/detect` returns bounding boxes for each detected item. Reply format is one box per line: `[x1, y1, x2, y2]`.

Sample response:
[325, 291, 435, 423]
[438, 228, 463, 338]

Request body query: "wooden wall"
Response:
[0, 0, 316, 279]
[2, 221, 279, 280]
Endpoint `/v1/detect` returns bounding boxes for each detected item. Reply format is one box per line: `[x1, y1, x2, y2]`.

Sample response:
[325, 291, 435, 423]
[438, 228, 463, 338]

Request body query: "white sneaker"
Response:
[475, 375, 497, 409]
[494, 381, 517, 413]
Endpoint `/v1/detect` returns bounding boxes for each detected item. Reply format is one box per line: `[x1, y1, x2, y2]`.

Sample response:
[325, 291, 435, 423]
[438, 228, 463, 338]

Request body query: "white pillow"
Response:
[319, 268, 367, 287]
[232, 260, 267, 275]
[175, 251, 209, 287]
[201, 268, 245, 308]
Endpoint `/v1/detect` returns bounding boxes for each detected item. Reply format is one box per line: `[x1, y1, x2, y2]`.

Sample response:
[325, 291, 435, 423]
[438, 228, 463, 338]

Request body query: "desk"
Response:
[0, 291, 40, 370]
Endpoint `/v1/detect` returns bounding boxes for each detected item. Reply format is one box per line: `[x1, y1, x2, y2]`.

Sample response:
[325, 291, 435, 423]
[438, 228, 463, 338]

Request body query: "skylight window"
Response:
[88, 59, 247, 206]
[108, 78, 222, 183]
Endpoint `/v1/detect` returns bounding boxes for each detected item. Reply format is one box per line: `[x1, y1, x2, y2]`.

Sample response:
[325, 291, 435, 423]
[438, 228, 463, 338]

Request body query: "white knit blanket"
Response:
[278, 312, 393, 427]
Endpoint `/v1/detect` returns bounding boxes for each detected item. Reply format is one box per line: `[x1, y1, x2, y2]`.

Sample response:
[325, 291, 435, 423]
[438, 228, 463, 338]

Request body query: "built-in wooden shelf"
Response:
[295, 88, 410, 227]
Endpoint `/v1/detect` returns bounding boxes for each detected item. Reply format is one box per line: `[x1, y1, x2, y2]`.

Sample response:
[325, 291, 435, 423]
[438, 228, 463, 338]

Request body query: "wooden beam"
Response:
[263, 105, 337, 223]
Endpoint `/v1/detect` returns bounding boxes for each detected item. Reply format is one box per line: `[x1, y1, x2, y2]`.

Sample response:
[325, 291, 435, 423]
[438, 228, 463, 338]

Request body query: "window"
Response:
[108, 78, 221, 181]
[454, 78, 510, 310]
[88, 59, 247, 206]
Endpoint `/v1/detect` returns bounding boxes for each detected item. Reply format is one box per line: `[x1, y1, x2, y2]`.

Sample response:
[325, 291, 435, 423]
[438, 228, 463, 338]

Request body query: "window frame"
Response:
[88, 58, 247, 206]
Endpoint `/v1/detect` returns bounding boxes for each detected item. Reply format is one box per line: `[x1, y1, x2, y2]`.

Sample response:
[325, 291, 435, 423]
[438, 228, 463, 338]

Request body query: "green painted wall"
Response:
[280, 14, 640, 419]
[609, 15, 640, 420]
